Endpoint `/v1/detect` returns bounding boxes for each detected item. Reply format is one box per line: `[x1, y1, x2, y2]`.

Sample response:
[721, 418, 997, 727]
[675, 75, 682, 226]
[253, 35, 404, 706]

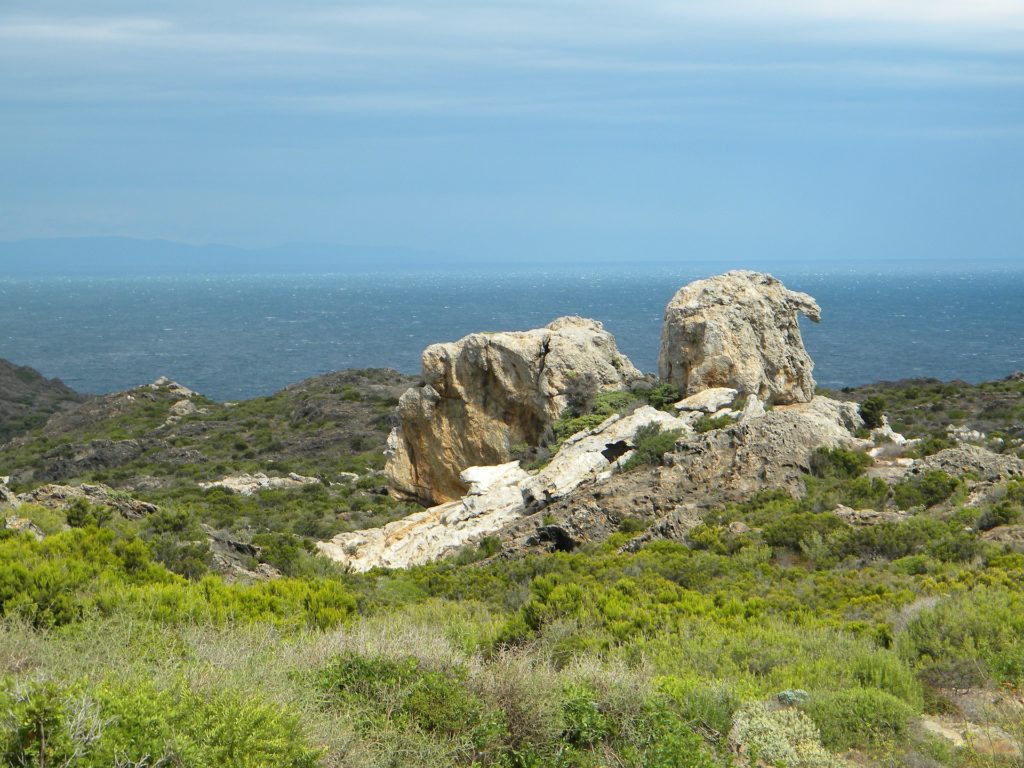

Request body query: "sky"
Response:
[2, 1, 1023, 267]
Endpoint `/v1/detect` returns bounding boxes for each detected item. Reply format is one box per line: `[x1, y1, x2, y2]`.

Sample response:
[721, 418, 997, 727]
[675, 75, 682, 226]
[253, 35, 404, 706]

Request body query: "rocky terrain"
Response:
[2, 271, 1024, 768]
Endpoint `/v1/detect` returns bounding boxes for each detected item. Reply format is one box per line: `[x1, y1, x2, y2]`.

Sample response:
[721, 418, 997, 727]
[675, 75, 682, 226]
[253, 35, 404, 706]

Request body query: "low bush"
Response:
[622, 424, 682, 470]
[860, 396, 887, 429]
[762, 512, 844, 551]
[730, 701, 842, 768]
[0, 677, 321, 768]
[693, 414, 736, 434]
[808, 447, 871, 479]
[977, 501, 1021, 531]
[803, 687, 915, 750]
[892, 470, 959, 509]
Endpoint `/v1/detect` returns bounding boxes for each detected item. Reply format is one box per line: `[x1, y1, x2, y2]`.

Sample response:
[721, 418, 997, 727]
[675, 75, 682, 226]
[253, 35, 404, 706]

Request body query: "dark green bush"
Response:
[808, 447, 871, 479]
[693, 414, 736, 434]
[892, 470, 959, 509]
[560, 683, 610, 748]
[763, 512, 844, 551]
[977, 501, 1021, 531]
[804, 687, 914, 750]
[65, 498, 112, 528]
[641, 383, 681, 411]
[622, 424, 682, 470]
[314, 653, 492, 740]
[859, 396, 887, 429]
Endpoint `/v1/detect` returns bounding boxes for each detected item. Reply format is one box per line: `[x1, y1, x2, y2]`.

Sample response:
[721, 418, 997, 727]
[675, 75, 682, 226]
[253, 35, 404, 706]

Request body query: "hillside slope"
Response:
[0, 358, 84, 443]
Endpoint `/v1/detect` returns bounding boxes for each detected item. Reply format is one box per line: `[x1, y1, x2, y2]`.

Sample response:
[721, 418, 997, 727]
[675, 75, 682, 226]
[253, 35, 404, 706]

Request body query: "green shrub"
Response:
[561, 683, 610, 748]
[251, 532, 312, 576]
[693, 414, 736, 434]
[847, 650, 923, 710]
[631, 699, 718, 768]
[0, 677, 321, 768]
[618, 517, 648, 534]
[860, 396, 887, 429]
[977, 501, 1021, 531]
[893, 470, 959, 509]
[655, 677, 739, 739]
[763, 512, 844, 551]
[831, 516, 946, 561]
[808, 447, 871, 479]
[803, 687, 914, 750]
[897, 589, 1024, 687]
[622, 424, 681, 470]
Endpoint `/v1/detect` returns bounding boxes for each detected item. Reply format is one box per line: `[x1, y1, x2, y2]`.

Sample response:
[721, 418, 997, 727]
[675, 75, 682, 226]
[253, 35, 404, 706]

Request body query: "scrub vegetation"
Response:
[2, 374, 1024, 766]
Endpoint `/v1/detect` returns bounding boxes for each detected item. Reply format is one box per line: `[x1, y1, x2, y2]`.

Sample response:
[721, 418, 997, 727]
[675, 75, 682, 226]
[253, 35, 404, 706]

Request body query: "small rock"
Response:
[674, 387, 739, 413]
[833, 505, 908, 526]
[199, 472, 320, 495]
[168, 399, 199, 418]
[18, 483, 158, 520]
[740, 396, 766, 422]
[150, 376, 196, 397]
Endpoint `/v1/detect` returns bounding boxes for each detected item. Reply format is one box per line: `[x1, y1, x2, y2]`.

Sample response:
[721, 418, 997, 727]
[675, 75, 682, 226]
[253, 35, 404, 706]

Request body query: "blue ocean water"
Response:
[0, 269, 1021, 401]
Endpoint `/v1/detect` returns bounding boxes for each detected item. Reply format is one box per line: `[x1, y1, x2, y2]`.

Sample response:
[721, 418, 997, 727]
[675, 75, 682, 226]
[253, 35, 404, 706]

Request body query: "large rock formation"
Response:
[659, 271, 820, 405]
[320, 406, 688, 570]
[385, 316, 641, 505]
[321, 392, 868, 569]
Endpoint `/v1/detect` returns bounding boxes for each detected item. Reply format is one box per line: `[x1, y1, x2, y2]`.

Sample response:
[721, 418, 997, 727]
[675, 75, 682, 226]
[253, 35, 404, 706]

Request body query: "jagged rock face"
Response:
[659, 271, 821, 405]
[386, 316, 641, 505]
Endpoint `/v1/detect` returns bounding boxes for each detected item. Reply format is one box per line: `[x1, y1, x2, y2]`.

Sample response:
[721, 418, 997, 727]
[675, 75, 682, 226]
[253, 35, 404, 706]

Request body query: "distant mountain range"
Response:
[0, 237, 475, 277]
[0, 236, 1017, 277]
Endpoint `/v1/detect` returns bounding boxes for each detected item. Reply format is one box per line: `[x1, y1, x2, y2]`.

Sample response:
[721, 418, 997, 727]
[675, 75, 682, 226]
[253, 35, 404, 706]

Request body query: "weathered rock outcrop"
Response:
[16, 482, 158, 520]
[321, 393, 868, 569]
[385, 317, 641, 505]
[320, 406, 687, 570]
[659, 271, 820, 405]
[498, 395, 865, 555]
[198, 471, 320, 495]
[914, 445, 1024, 483]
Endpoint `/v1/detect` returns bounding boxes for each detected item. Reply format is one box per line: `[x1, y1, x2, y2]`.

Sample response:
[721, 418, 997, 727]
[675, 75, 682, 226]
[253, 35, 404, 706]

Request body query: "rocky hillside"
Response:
[2, 272, 1024, 767]
[0, 368, 415, 489]
[0, 358, 84, 443]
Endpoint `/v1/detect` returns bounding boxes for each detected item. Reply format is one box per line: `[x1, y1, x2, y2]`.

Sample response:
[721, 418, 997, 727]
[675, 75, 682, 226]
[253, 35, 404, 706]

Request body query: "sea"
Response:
[1, 269, 1021, 401]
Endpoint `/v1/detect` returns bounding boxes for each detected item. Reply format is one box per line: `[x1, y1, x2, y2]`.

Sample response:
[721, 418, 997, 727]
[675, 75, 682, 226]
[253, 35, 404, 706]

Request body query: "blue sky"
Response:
[2, 0, 1023, 266]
